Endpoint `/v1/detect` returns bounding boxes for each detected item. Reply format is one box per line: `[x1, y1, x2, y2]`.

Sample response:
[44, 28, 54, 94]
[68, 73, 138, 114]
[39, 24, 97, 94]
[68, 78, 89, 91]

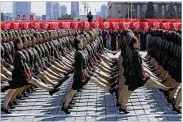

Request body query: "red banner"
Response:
[1, 19, 181, 31]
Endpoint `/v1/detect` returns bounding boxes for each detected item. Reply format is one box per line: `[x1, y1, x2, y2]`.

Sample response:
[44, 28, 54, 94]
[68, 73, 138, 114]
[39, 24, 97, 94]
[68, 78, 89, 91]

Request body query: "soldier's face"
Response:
[11, 34, 15, 40]
[32, 37, 37, 45]
[45, 33, 49, 40]
[40, 36, 43, 43]
[17, 40, 23, 49]
[42, 35, 46, 42]
[36, 36, 40, 43]
[23, 38, 28, 48]
[78, 40, 83, 49]
[84, 39, 88, 47]
[10, 34, 13, 40]
[133, 40, 138, 49]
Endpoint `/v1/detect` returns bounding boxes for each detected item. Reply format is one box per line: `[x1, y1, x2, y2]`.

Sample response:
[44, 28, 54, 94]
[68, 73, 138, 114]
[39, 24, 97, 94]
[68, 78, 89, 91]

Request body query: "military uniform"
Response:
[10, 50, 30, 89]
[147, 30, 181, 84]
[72, 50, 85, 90]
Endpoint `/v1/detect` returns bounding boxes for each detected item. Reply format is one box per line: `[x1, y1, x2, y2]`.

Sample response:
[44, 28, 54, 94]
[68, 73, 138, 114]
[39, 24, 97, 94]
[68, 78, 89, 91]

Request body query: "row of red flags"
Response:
[95, 18, 181, 23]
[1, 20, 181, 31]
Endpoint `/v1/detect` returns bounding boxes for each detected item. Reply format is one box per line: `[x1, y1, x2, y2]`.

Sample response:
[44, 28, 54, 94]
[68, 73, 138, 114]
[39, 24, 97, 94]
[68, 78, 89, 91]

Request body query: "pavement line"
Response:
[1, 114, 181, 117]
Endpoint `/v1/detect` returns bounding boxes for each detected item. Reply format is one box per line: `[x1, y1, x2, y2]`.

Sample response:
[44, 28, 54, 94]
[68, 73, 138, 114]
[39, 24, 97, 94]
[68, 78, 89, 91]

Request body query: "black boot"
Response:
[162, 91, 169, 97]
[74, 94, 79, 98]
[64, 72, 70, 77]
[71, 97, 77, 101]
[61, 106, 70, 114]
[78, 89, 82, 92]
[17, 95, 25, 100]
[167, 97, 175, 103]
[49, 88, 60, 96]
[8, 102, 15, 109]
[111, 73, 118, 78]
[70, 101, 76, 105]
[22, 91, 29, 97]
[112, 69, 119, 73]
[115, 91, 119, 97]
[119, 107, 130, 114]
[12, 99, 19, 105]
[172, 102, 181, 114]
[30, 86, 36, 92]
[116, 102, 121, 107]
[159, 89, 163, 92]
[161, 79, 167, 84]
[1, 85, 10, 92]
[63, 76, 70, 81]
[54, 82, 63, 89]
[109, 88, 114, 94]
[68, 70, 74, 74]
[1, 107, 11, 114]
[26, 88, 32, 93]
[109, 77, 116, 83]
[62, 102, 73, 109]
[110, 64, 116, 68]
[111, 82, 117, 88]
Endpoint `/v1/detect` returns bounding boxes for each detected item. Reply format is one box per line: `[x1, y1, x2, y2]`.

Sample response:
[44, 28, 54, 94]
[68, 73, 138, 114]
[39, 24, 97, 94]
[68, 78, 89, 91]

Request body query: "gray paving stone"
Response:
[107, 118, 117, 121]
[54, 117, 66, 121]
[12, 117, 24, 121]
[128, 117, 138, 121]
[167, 117, 180, 121]
[79, 99, 89, 102]
[64, 118, 75, 122]
[85, 117, 95, 121]
[144, 110, 153, 114]
[95, 109, 105, 112]
[147, 117, 159, 121]
[133, 106, 143, 109]
[1, 120, 14, 122]
[137, 116, 148, 120]
[106, 107, 116, 111]
[1, 118, 13, 122]
[156, 117, 169, 121]
[117, 117, 128, 121]
[78, 107, 87, 110]
[87, 103, 96, 106]
[75, 120, 86, 122]
[43, 117, 55, 121]
[106, 110, 116, 114]
[96, 117, 107, 121]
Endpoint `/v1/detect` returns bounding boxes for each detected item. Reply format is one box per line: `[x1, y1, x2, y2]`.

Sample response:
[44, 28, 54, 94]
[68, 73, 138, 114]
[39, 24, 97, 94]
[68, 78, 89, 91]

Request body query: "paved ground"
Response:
[1, 52, 182, 121]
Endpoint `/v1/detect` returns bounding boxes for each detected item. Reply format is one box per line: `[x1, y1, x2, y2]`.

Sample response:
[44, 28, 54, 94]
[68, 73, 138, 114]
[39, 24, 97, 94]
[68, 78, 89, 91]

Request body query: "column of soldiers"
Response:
[146, 29, 181, 113]
[1, 29, 76, 114]
[116, 29, 181, 114]
[1, 28, 119, 114]
[61, 29, 119, 114]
